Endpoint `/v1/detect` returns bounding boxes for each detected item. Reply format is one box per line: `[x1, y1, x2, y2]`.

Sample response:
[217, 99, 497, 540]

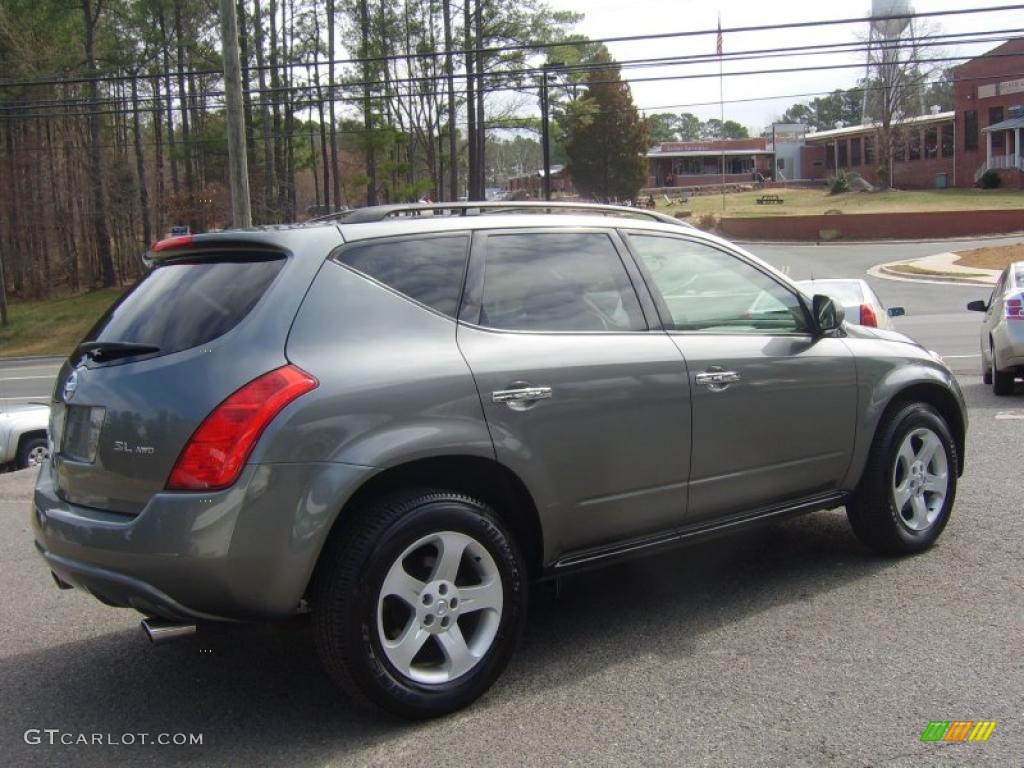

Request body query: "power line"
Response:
[3, 43, 1022, 119]
[0, 3, 1022, 90]
[2, 27, 1020, 115]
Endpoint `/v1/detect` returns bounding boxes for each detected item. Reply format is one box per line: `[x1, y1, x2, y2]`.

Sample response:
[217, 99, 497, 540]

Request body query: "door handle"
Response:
[695, 370, 740, 392]
[492, 386, 552, 410]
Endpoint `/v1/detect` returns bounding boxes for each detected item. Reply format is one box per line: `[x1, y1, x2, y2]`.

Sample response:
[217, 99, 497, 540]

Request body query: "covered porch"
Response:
[975, 116, 1024, 183]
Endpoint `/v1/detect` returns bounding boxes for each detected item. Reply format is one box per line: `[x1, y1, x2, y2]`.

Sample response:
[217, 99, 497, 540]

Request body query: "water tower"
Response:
[862, 0, 914, 122]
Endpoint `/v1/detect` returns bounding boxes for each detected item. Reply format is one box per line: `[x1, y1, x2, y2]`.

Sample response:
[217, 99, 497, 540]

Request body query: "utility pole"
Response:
[540, 63, 563, 202]
[219, 0, 253, 227]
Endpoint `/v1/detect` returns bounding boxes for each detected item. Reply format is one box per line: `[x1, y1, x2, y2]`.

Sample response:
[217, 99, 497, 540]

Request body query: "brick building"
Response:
[954, 37, 1024, 188]
[801, 110, 956, 188]
[643, 139, 774, 188]
[799, 38, 1024, 189]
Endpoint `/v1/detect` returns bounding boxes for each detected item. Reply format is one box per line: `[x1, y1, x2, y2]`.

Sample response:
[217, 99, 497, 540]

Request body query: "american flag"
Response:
[716, 16, 723, 56]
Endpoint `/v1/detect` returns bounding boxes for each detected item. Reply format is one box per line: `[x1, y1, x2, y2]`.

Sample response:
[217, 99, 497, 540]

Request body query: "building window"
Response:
[941, 124, 954, 157]
[964, 110, 978, 151]
[864, 136, 875, 165]
[989, 107, 1004, 151]
[924, 128, 938, 158]
[838, 141, 848, 168]
[777, 158, 785, 170]
[908, 131, 921, 161]
[851, 137, 862, 167]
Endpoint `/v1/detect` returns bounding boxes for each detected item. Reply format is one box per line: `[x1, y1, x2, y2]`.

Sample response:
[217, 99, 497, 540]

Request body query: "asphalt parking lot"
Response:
[2, 375, 1022, 767]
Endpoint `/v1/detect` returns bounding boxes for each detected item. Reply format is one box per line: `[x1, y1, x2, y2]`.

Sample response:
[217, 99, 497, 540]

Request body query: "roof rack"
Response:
[307, 201, 692, 227]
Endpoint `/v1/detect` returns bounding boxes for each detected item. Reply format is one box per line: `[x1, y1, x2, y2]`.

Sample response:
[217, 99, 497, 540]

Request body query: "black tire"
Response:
[847, 402, 957, 556]
[991, 342, 1015, 396]
[981, 351, 992, 385]
[311, 490, 526, 719]
[16, 436, 49, 470]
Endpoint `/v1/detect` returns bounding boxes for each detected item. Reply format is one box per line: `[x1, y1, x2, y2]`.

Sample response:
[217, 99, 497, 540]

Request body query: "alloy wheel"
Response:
[891, 427, 949, 531]
[377, 531, 503, 685]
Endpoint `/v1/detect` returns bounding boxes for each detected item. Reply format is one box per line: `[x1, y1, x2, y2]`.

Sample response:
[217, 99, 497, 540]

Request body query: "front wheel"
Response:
[847, 402, 958, 555]
[312, 490, 526, 718]
[17, 437, 49, 469]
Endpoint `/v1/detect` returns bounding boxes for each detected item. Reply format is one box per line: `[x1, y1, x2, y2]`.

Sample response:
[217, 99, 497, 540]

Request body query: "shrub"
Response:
[828, 170, 850, 195]
[980, 170, 1002, 189]
[875, 166, 889, 187]
[695, 213, 717, 231]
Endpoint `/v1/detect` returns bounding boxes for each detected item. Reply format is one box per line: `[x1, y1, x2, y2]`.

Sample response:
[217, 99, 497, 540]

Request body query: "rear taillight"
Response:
[859, 303, 878, 327]
[167, 365, 318, 490]
[1006, 296, 1024, 320]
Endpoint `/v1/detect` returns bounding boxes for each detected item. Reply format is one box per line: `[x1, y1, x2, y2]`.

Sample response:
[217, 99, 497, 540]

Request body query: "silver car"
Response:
[969, 261, 1023, 396]
[796, 278, 906, 330]
[32, 202, 967, 718]
[1, 404, 50, 470]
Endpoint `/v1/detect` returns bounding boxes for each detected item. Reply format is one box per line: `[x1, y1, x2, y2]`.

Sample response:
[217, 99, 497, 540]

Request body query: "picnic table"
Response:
[756, 194, 784, 205]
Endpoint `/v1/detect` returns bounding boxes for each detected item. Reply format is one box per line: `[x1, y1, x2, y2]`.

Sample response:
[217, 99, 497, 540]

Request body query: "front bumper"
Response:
[32, 458, 373, 622]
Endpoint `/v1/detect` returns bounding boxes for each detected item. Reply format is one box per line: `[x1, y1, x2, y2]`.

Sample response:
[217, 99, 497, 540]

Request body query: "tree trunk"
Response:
[327, 0, 340, 209]
[237, 0, 257, 172]
[131, 74, 153, 249]
[173, 0, 196, 226]
[152, 73, 165, 237]
[464, 0, 476, 200]
[442, 0, 457, 201]
[474, 0, 485, 197]
[83, 0, 116, 288]
[252, 0, 276, 219]
[359, 0, 378, 205]
[159, 7, 180, 195]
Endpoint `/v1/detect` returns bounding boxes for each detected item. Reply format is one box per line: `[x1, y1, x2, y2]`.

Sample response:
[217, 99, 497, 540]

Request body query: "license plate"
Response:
[61, 406, 106, 463]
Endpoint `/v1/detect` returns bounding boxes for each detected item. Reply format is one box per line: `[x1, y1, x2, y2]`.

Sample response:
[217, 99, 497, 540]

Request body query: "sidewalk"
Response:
[871, 251, 1002, 286]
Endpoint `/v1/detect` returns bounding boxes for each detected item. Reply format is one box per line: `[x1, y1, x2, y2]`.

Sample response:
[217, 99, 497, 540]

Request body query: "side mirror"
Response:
[966, 300, 987, 312]
[812, 294, 844, 334]
[887, 306, 906, 318]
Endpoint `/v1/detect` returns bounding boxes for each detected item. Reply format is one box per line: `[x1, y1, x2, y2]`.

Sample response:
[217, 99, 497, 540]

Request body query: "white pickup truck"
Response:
[0, 404, 50, 470]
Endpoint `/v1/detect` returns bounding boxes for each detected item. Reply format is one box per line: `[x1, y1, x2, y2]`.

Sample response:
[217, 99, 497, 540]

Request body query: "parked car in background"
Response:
[32, 202, 966, 718]
[1, 404, 50, 470]
[796, 278, 906, 330]
[968, 260, 1024, 396]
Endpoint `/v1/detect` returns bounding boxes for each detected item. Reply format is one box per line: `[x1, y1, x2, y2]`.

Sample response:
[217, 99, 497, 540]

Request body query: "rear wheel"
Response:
[16, 436, 49, 469]
[991, 341, 1015, 396]
[847, 402, 957, 555]
[312, 490, 526, 718]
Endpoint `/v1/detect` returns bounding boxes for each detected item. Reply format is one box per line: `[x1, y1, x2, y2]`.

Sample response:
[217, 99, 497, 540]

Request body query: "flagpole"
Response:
[718, 15, 725, 211]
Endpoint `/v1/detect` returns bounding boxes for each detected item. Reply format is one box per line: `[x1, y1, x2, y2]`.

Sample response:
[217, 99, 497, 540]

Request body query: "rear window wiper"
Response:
[76, 341, 161, 361]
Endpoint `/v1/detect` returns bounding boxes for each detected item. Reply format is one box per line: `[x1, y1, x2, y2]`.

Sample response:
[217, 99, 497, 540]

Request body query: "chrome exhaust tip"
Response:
[141, 618, 197, 644]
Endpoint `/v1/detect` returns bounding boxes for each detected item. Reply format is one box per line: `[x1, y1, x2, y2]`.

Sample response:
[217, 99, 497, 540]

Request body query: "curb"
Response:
[0, 355, 66, 364]
[871, 262, 997, 287]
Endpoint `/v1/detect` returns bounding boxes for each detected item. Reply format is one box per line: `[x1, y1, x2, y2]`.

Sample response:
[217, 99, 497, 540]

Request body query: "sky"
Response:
[550, 0, 1024, 133]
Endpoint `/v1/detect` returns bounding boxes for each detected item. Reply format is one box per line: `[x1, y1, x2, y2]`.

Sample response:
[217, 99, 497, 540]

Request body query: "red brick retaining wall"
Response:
[718, 208, 1024, 241]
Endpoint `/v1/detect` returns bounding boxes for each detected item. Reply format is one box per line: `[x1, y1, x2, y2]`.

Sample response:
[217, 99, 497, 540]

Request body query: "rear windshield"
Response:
[798, 281, 864, 306]
[82, 254, 284, 359]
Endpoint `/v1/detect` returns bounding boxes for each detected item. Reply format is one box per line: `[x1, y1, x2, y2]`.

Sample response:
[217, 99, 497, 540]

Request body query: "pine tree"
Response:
[565, 51, 649, 201]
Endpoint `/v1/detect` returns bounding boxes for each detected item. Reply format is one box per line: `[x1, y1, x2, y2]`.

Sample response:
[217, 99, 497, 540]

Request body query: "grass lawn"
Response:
[654, 187, 1024, 219]
[955, 241, 1024, 270]
[0, 288, 124, 358]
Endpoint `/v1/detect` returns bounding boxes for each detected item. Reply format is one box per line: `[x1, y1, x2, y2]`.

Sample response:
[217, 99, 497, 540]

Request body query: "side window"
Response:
[628, 234, 808, 334]
[478, 233, 645, 332]
[336, 235, 469, 318]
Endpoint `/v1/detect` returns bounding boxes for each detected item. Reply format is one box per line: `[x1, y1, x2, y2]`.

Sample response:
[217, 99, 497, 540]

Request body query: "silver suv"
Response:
[32, 203, 966, 718]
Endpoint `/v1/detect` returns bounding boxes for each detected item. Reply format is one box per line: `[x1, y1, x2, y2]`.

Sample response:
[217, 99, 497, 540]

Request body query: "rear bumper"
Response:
[31, 459, 374, 622]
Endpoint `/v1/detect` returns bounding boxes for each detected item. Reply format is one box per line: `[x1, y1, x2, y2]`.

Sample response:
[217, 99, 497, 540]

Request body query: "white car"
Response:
[968, 260, 1024, 396]
[796, 278, 906, 330]
[0, 404, 50, 470]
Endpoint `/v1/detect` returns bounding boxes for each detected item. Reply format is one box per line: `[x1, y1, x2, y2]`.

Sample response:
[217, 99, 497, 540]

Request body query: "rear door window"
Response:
[476, 232, 646, 332]
[82, 254, 285, 359]
[335, 234, 469, 318]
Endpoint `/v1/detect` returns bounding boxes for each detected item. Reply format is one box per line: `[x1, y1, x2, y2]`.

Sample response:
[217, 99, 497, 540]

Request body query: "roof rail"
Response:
[307, 201, 693, 227]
